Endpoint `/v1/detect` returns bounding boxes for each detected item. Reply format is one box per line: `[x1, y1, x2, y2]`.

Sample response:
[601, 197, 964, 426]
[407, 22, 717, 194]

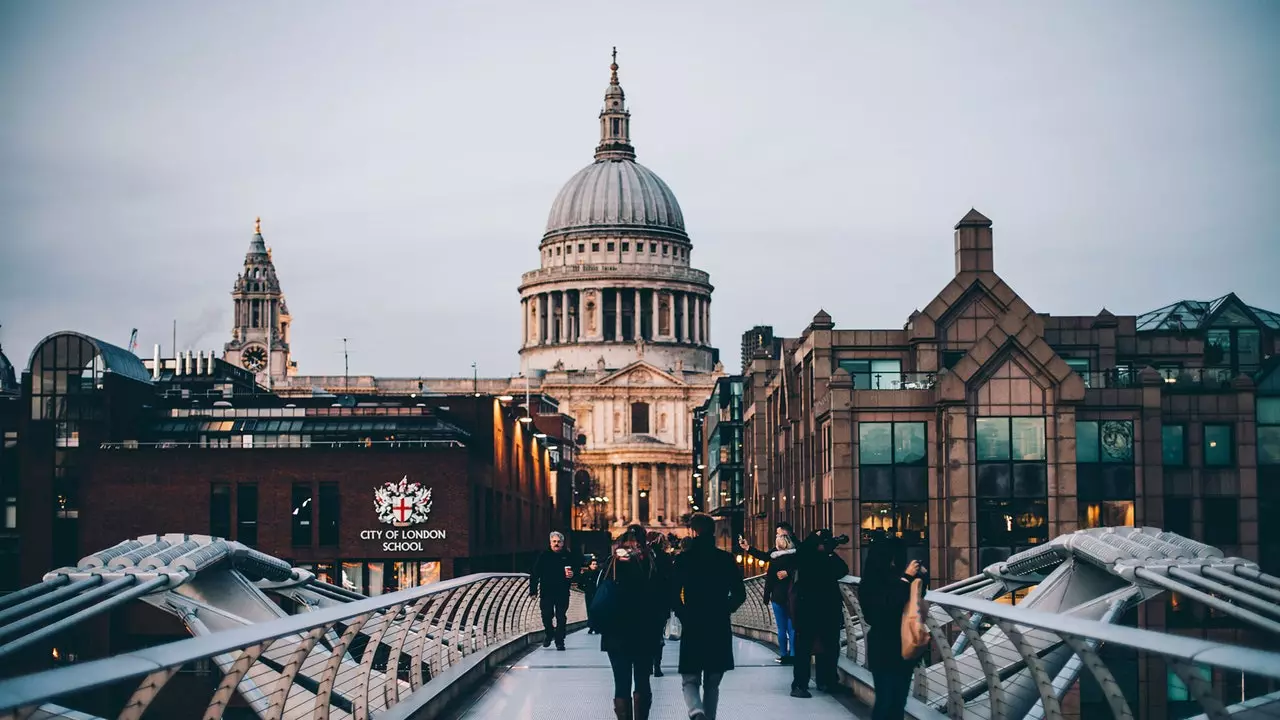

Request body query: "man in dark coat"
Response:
[579, 557, 601, 635]
[529, 531, 578, 650]
[790, 529, 850, 698]
[671, 513, 746, 720]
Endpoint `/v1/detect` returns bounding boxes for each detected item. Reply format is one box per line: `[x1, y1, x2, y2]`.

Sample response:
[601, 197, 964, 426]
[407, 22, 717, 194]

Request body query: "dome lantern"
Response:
[595, 47, 635, 162]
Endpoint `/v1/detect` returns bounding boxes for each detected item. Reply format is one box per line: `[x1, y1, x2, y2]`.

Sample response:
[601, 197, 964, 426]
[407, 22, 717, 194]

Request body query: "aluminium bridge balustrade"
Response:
[0, 534, 585, 720]
[730, 526, 1280, 719]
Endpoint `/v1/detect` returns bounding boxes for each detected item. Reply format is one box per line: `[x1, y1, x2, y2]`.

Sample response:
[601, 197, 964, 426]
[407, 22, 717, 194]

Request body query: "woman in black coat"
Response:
[859, 536, 924, 720]
[598, 524, 668, 720]
[579, 558, 601, 634]
[671, 513, 746, 720]
[647, 531, 674, 676]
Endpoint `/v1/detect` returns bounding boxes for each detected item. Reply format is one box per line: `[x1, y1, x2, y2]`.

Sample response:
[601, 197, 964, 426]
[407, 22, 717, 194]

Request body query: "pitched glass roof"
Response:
[1135, 294, 1280, 332]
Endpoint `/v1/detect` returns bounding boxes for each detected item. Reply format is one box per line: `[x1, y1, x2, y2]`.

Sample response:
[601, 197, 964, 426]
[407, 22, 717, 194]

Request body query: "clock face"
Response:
[242, 346, 267, 372]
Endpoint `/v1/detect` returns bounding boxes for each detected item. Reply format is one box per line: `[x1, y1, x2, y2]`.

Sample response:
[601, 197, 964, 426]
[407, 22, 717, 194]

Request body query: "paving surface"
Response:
[450, 629, 867, 719]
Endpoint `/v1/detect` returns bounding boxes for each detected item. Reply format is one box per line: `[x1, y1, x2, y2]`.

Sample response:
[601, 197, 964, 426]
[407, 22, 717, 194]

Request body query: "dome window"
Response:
[579, 243, 585, 253]
[649, 242, 657, 253]
[622, 242, 629, 252]
[592, 242, 600, 252]
[662, 244, 668, 255]
[607, 242, 615, 252]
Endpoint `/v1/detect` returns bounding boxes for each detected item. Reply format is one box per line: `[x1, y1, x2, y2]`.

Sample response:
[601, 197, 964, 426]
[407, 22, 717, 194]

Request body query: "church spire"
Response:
[595, 47, 635, 162]
[248, 216, 268, 256]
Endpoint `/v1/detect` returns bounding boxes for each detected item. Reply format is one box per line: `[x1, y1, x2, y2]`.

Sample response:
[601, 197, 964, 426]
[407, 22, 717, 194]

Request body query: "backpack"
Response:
[900, 577, 929, 660]
[587, 563, 620, 634]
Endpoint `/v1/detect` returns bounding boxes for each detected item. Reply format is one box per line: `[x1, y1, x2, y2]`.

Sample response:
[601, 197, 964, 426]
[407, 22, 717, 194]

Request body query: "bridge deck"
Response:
[450, 629, 866, 719]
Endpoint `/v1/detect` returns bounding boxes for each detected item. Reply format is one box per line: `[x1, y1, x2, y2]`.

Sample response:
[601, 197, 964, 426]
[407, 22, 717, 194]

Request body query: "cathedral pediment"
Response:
[594, 361, 685, 387]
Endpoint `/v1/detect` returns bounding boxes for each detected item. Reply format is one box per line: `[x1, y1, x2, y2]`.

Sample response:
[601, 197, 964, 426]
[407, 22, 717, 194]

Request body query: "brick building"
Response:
[13, 331, 569, 594]
[741, 209, 1280, 593]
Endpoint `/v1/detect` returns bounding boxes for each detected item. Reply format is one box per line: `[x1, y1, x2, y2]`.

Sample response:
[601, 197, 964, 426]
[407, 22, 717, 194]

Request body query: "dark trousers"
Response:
[540, 594, 568, 646]
[608, 650, 654, 699]
[871, 666, 913, 720]
[792, 625, 840, 689]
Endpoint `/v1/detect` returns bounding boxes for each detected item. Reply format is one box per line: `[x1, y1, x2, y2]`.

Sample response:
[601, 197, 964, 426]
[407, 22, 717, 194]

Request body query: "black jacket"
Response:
[579, 568, 600, 601]
[599, 553, 669, 656]
[861, 572, 914, 672]
[529, 549, 579, 599]
[671, 536, 747, 674]
[761, 548, 798, 606]
[790, 545, 849, 634]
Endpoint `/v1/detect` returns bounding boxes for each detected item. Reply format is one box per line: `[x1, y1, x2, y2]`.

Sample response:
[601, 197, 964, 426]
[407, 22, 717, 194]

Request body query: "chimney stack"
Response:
[954, 208, 994, 275]
[152, 344, 160, 380]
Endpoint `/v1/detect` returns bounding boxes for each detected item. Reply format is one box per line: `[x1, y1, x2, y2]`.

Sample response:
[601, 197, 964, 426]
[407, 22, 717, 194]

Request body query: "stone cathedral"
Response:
[226, 52, 722, 532]
[517, 51, 722, 531]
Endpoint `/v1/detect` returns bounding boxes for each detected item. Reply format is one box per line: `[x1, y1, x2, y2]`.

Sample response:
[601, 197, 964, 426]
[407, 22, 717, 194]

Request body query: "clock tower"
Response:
[223, 218, 296, 386]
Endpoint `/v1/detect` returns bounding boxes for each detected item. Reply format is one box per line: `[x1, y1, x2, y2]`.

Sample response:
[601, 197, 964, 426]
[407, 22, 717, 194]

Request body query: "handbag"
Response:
[588, 564, 620, 634]
[900, 577, 929, 660]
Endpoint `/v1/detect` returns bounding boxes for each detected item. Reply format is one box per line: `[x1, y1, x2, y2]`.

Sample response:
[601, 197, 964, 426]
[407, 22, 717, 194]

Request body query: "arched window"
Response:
[631, 402, 650, 434]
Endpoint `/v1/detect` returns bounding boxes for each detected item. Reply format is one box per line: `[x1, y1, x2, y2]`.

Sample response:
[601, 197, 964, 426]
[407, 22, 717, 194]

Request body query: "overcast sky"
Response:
[1, 1, 1277, 377]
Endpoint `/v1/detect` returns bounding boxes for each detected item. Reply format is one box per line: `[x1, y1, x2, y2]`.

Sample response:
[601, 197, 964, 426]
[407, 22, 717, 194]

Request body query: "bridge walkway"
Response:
[448, 628, 866, 719]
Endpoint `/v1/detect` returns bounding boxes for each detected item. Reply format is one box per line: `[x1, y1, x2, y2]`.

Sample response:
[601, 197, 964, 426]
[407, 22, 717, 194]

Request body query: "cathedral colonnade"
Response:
[579, 462, 690, 528]
[521, 287, 711, 348]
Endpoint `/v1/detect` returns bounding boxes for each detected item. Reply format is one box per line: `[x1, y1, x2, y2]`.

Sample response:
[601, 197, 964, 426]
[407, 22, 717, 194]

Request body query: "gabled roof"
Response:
[1135, 293, 1280, 332]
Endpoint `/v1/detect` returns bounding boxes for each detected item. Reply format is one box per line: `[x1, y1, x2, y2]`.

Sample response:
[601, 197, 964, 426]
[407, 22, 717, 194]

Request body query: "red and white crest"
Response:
[374, 476, 432, 527]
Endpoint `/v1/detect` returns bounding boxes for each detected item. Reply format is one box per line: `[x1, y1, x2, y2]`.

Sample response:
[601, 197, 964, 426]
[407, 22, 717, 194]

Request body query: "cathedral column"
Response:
[651, 290, 660, 341]
[704, 298, 710, 347]
[559, 291, 570, 344]
[633, 289, 642, 341]
[577, 291, 585, 342]
[610, 465, 620, 524]
[521, 298, 527, 347]
[631, 465, 640, 525]
[682, 293, 691, 343]
[692, 295, 701, 346]
[667, 293, 676, 343]
[614, 290, 622, 341]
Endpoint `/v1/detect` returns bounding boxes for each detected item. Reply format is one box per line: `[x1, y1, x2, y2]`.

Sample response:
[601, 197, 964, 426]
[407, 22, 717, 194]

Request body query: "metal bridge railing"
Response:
[0, 573, 585, 720]
[730, 574, 1280, 719]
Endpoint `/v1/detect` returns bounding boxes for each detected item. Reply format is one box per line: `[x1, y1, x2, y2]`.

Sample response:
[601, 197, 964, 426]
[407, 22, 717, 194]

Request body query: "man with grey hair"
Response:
[530, 531, 578, 650]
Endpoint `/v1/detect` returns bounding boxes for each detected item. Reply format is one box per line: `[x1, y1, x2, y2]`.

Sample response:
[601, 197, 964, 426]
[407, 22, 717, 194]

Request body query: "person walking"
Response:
[646, 531, 674, 677]
[671, 512, 747, 720]
[860, 537, 924, 720]
[529, 531, 578, 651]
[760, 530, 798, 664]
[790, 529, 850, 698]
[580, 557, 601, 635]
[599, 524, 668, 720]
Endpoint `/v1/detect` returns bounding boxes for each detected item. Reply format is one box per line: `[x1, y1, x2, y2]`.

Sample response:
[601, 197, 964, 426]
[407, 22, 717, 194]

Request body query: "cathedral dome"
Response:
[544, 159, 685, 238]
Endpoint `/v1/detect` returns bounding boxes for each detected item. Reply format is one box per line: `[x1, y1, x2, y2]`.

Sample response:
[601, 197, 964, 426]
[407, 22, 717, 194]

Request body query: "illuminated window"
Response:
[1203, 424, 1233, 467]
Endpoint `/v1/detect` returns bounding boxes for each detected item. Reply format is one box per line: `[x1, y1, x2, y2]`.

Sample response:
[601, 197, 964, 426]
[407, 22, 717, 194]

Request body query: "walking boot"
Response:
[613, 697, 631, 720]
[633, 691, 652, 720]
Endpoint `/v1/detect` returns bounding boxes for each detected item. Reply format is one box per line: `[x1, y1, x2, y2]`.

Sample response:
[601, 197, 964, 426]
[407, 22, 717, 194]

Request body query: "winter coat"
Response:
[761, 548, 798, 606]
[599, 552, 669, 657]
[671, 536, 747, 675]
[861, 572, 914, 672]
[790, 546, 849, 635]
[579, 568, 600, 604]
[529, 549, 579, 600]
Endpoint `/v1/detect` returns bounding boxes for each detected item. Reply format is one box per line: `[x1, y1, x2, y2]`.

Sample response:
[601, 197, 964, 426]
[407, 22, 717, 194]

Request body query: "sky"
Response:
[1, 1, 1277, 377]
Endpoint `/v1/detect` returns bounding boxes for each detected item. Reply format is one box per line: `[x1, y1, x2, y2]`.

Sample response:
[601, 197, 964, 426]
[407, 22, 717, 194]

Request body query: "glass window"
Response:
[1065, 359, 1091, 387]
[1203, 499, 1238, 545]
[858, 423, 892, 465]
[1203, 424, 1233, 467]
[236, 484, 258, 546]
[942, 350, 967, 370]
[341, 562, 364, 594]
[1077, 421, 1099, 463]
[1238, 329, 1261, 367]
[419, 561, 441, 585]
[1206, 329, 1231, 366]
[1162, 425, 1186, 466]
[1081, 500, 1134, 529]
[319, 483, 340, 546]
[210, 484, 231, 539]
[1164, 498, 1192, 538]
[1168, 665, 1211, 702]
[894, 423, 927, 464]
[1099, 421, 1134, 463]
[1259, 398, 1280, 466]
[631, 402, 650, 434]
[976, 418, 1011, 461]
[291, 483, 312, 547]
[1012, 418, 1046, 460]
[367, 562, 385, 596]
[870, 360, 902, 389]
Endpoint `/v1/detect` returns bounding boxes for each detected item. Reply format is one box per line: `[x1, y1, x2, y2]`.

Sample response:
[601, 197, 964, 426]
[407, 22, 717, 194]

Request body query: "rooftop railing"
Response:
[847, 372, 937, 390]
[0, 573, 585, 719]
[732, 574, 1280, 719]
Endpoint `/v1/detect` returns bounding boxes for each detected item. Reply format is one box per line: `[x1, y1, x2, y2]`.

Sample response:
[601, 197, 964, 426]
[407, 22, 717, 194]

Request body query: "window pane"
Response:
[1203, 499, 1238, 545]
[1100, 421, 1134, 463]
[858, 423, 893, 465]
[291, 484, 312, 547]
[1011, 418, 1046, 461]
[367, 562, 385, 596]
[1258, 398, 1280, 426]
[1162, 425, 1185, 466]
[1081, 500, 1134, 529]
[1259, 426, 1280, 466]
[1164, 498, 1192, 537]
[897, 503, 928, 545]
[210, 484, 231, 538]
[1206, 329, 1231, 365]
[341, 562, 364, 594]
[236, 484, 258, 547]
[1076, 421, 1099, 463]
[319, 483, 340, 546]
[1204, 424, 1233, 466]
[860, 502, 894, 544]
[894, 423, 926, 464]
[975, 419, 1010, 461]
[1237, 329, 1261, 367]
[870, 360, 901, 389]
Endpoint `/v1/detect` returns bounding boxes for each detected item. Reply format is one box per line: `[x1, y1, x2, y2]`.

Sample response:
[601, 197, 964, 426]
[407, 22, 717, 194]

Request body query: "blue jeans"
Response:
[771, 601, 796, 657]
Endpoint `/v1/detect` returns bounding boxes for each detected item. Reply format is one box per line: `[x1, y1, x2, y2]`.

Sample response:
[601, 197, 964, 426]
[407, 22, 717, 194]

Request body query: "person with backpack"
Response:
[671, 512, 747, 719]
[592, 524, 669, 720]
[858, 536, 926, 720]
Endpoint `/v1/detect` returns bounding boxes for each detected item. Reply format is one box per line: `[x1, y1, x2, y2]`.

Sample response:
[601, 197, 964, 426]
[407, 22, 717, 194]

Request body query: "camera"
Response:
[830, 533, 850, 547]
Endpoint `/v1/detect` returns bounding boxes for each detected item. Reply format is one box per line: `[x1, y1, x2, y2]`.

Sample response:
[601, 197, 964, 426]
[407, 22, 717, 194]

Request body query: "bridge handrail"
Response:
[0, 572, 586, 718]
[731, 574, 1280, 719]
